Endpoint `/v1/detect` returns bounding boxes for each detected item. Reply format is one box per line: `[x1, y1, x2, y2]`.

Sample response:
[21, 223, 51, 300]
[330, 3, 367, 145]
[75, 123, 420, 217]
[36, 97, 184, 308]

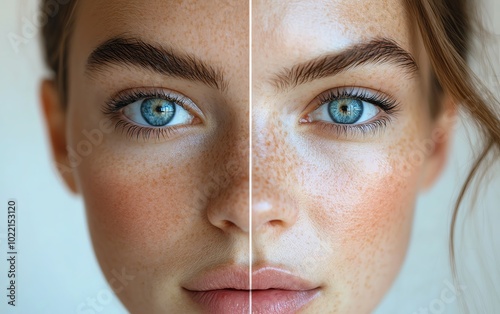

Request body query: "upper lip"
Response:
[183, 265, 319, 291]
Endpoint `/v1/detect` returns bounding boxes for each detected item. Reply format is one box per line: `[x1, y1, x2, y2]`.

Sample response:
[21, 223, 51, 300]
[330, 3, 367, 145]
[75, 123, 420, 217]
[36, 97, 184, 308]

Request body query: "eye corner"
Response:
[298, 116, 312, 124]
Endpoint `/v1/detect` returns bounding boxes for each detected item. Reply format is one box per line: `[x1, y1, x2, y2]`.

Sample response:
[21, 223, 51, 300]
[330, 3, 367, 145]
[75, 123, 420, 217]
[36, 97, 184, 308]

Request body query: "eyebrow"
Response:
[272, 38, 418, 90]
[86, 36, 227, 91]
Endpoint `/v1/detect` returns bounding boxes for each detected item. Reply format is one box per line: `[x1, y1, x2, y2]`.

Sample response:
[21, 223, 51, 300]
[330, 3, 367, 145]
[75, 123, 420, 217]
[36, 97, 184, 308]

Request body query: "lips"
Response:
[183, 265, 320, 314]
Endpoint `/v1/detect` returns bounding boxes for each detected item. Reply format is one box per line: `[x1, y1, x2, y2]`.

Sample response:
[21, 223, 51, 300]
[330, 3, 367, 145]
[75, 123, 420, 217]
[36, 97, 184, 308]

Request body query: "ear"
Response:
[420, 95, 457, 190]
[40, 79, 78, 194]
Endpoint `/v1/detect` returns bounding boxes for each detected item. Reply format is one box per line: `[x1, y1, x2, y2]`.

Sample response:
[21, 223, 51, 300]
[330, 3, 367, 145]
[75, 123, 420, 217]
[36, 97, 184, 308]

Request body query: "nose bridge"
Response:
[252, 112, 294, 190]
[214, 111, 249, 184]
[252, 115, 299, 231]
[205, 117, 250, 233]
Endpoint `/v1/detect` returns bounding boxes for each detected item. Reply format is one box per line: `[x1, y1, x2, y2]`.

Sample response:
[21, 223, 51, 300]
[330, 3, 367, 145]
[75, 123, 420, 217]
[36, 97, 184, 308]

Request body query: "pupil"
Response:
[155, 105, 165, 114]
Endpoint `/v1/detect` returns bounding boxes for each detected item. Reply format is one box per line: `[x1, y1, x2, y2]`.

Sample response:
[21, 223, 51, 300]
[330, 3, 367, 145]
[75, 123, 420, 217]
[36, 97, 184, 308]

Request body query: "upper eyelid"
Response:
[302, 86, 398, 117]
[315, 87, 392, 105]
[102, 87, 205, 119]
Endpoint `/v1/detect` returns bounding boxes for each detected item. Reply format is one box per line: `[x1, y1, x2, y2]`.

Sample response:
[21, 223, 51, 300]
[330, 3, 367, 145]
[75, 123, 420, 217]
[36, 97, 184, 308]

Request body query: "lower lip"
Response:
[187, 289, 319, 314]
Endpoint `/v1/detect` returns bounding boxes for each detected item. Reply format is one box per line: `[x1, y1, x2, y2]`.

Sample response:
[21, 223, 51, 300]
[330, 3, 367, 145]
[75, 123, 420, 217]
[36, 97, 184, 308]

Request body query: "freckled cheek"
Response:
[300, 150, 420, 263]
[295, 150, 420, 307]
[75, 151, 201, 265]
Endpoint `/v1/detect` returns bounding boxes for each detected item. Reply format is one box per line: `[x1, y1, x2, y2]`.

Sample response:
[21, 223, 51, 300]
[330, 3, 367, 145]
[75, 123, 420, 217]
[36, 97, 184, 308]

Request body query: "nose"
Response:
[252, 118, 299, 232]
[205, 120, 250, 233]
[206, 172, 250, 233]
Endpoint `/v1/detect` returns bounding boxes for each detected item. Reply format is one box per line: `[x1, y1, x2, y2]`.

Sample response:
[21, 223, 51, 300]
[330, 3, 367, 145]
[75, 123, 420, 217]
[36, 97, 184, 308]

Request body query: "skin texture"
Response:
[41, 0, 454, 313]
[43, 0, 249, 313]
[251, 0, 453, 313]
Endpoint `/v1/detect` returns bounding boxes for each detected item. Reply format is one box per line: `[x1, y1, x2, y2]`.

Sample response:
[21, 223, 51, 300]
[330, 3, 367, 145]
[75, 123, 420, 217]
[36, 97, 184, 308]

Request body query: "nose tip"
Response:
[206, 178, 249, 233]
[251, 196, 298, 232]
[253, 201, 272, 212]
[252, 201, 277, 230]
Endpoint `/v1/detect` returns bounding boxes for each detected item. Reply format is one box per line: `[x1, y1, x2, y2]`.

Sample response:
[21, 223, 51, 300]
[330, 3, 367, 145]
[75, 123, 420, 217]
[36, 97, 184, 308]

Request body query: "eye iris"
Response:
[140, 98, 176, 126]
[328, 98, 363, 124]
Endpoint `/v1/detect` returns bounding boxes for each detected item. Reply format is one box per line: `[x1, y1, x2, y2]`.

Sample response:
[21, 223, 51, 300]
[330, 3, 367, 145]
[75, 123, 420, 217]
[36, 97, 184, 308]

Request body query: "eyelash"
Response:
[103, 87, 398, 141]
[102, 88, 197, 141]
[304, 87, 400, 138]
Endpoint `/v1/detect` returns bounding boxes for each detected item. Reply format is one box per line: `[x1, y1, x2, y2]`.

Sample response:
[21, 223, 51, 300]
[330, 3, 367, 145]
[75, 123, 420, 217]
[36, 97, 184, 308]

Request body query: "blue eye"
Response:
[140, 98, 175, 126]
[123, 97, 194, 127]
[308, 97, 380, 125]
[302, 88, 400, 137]
[328, 99, 363, 124]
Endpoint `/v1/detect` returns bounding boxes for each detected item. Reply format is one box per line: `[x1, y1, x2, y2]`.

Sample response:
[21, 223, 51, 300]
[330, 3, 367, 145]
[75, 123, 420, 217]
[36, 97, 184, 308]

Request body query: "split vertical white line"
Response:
[248, 0, 253, 312]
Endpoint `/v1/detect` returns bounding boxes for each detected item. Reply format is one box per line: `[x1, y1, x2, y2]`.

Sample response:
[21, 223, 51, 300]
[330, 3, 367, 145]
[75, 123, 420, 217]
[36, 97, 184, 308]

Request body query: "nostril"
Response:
[268, 220, 283, 227]
[222, 220, 237, 229]
[216, 219, 249, 233]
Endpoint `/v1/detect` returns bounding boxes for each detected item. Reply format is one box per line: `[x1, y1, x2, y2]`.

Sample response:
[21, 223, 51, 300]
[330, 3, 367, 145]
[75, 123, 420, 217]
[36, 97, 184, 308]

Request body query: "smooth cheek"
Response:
[66, 98, 198, 277]
[68, 136, 214, 312]
[81, 157, 195, 258]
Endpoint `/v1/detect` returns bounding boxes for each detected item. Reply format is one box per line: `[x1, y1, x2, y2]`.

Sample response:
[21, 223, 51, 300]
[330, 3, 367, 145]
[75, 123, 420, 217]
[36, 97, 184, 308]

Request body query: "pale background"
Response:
[0, 0, 499, 313]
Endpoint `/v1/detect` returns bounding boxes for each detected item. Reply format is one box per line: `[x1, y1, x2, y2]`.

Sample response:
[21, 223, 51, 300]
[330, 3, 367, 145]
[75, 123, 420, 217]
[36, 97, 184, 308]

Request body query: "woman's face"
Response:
[54, 0, 446, 313]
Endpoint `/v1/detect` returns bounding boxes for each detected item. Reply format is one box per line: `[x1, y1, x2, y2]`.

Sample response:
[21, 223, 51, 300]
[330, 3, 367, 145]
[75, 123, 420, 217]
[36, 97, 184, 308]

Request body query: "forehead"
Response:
[253, 0, 413, 63]
[70, 0, 248, 79]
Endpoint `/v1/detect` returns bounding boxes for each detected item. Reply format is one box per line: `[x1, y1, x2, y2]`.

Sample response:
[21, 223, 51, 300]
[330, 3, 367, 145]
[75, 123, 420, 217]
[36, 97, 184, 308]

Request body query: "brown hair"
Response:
[405, 0, 500, 311]
[40, 0, 500, 310]
[40, 0, 78, 104]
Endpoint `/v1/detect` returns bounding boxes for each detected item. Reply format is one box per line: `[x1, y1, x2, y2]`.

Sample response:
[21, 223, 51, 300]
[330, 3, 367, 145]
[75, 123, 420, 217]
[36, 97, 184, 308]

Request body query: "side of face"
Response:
[252, 0, 452, 312]
[41, 0, 454, 313]
[45, 0, 249, 313]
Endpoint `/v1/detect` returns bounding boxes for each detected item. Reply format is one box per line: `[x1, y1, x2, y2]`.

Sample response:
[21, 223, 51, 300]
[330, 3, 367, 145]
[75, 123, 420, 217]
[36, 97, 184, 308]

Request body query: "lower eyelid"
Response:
[114, 119, 182, 141]
[313, 117, 392, 138]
